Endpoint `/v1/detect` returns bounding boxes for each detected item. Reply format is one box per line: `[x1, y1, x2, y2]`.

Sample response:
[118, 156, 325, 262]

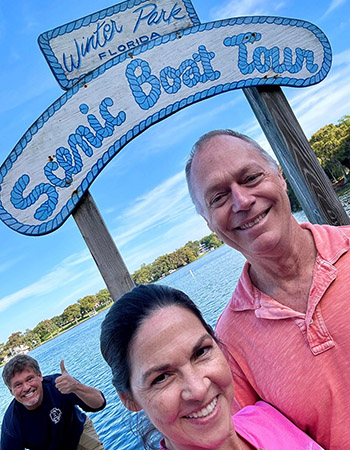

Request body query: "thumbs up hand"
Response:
[55, 360, 79, 394]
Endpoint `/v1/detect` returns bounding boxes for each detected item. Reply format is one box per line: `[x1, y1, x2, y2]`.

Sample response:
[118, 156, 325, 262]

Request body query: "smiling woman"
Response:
[100, 284, 324, 450]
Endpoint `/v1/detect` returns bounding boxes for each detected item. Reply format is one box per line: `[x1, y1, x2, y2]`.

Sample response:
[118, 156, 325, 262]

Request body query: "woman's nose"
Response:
[181, 370, 210, 401]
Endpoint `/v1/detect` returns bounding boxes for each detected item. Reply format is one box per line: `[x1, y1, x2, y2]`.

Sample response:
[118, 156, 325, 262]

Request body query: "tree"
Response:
[24, 329, 40, 349]
[284, 176, 301, 212]
[132, 264, 153, 285]
[96, 289, 113, 307]
[310, 117, 350, 182]
[62, 304, 81, 325]
[79, 295, 98, 316]
[52, 314, 67, 328]
[184, 240, 200, 257]
[200, 233, 223, 250]
[5, 331, 25, 350]
[33, 320, 58, 342]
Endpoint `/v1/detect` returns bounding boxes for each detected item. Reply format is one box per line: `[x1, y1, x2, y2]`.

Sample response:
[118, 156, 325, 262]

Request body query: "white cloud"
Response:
[287, 55, 350, 137]
[209, 0, 285, 20]
[123, 212, 211, 271]
[0, 250, 94, 313]
[321, 0, 347, 18]
[111, 171, 192, 246]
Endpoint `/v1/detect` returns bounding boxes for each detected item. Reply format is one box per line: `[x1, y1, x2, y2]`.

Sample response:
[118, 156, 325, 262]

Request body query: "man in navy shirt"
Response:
[1, 354, 106, 450]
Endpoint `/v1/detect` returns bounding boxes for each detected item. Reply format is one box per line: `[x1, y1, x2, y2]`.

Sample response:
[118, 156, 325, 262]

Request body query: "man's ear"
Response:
[118, 391, 142, 412]
[278, 169, 287, 191]
[203, 215, 214, 232]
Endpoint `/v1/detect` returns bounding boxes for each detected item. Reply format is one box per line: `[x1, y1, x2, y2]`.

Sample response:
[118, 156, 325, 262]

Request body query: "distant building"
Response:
[3, 344, 29, 364]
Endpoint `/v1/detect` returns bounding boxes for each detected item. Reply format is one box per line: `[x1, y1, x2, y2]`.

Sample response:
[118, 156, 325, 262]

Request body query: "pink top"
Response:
[159, 401, 323, 449]
[233, 401, 323, 449]
[216, 223, 350, 450]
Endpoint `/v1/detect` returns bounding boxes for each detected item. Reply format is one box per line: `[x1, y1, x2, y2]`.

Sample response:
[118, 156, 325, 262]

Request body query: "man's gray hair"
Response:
[2, 354, 41, 389]
[185, 129, 279, 213]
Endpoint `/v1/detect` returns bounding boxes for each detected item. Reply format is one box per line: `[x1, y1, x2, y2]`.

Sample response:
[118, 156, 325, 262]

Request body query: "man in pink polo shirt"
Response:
[185, 129, 350, 450]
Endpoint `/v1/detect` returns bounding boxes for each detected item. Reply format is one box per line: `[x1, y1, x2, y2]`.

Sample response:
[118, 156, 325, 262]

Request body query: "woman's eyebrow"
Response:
[142, 364, 171, 384]
[192, 334, 212, 354]
[141, 334, 212, 383]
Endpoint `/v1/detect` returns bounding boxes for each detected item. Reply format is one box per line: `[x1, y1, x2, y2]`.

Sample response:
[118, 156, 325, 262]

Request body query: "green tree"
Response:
[24, 329, 40, 349]
[200, 233, 223, 250]
[310, 116, 350, 182]
[184, 240, 200, 257]
[62, 304, 81, 325]
[96, 289, 113, 307]
[5, 331, 25, 350]
[33, 320, 58, 342]
[284, 176, 302, 212]
[132, 264, 153, 285]
[52, 314, 67, 328]
[79, 295, 97, 316]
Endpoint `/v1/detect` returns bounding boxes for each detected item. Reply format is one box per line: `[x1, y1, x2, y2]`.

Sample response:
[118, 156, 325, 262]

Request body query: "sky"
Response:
[0, 0, 349, 344]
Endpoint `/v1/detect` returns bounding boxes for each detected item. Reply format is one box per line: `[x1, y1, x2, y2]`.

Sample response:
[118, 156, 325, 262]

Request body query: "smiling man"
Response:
[1, 354, 106, 450]
[185, 129, 350, 449]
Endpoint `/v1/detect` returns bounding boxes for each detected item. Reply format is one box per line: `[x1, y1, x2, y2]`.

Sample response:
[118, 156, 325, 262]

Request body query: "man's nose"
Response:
[231, 185, 254, 212]
[22, 381, 32, 391]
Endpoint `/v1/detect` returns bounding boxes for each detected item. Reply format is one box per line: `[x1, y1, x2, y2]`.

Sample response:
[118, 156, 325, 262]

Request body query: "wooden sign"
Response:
[0, 17, 332, 236]
[38, 0, 199, 89]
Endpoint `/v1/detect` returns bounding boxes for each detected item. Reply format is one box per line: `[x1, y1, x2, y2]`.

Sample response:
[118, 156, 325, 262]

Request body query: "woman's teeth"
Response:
[186, 397, 217, 419]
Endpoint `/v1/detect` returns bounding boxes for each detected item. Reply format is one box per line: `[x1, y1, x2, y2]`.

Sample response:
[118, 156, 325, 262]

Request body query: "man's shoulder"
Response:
[43, 373, 61, 383]
[2, 397, 21, 427]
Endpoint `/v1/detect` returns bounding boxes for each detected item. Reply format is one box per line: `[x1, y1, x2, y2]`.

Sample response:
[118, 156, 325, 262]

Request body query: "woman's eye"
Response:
[151, 373, 168, 385]
[194, 346, 211, 359]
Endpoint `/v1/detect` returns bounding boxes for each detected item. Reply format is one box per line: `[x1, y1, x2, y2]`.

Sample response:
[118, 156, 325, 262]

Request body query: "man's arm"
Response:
[55, 360, 105, 410]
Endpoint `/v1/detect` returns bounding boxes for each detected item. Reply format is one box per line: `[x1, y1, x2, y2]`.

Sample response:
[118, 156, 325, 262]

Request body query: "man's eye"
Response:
[210, 193, 226, 207]
[245, 173, 263, 184]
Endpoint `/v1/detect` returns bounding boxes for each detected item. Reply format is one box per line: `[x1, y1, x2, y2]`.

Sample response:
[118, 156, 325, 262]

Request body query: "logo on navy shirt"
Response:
[49, 407, 62, 424]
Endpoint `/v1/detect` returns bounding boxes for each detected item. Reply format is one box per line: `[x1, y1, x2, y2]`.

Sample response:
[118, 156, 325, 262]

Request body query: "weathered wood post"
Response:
[72, 190, 134, 301]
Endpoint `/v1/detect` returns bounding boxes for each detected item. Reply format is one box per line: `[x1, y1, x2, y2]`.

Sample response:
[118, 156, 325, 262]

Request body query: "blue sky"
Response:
[0, 0, 349, 343]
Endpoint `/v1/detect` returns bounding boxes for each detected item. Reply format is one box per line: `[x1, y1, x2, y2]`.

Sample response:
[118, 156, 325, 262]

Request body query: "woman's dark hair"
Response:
[100, 284, 215, 394]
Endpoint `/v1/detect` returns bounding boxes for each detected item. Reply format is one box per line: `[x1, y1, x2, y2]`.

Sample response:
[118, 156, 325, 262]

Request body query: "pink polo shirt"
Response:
[216, 223, 350, 450]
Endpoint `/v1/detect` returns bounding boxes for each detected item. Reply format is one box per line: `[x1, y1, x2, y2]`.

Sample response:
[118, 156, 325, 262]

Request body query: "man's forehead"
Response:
[11, 367, 35, 379]
[194, 135, 260, 162]
[192, 140, 267, 180]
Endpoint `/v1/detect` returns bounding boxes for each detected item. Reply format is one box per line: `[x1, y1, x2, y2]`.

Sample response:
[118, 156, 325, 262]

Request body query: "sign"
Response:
[0, 17, 332, 236]
[38, 0, 199, 89]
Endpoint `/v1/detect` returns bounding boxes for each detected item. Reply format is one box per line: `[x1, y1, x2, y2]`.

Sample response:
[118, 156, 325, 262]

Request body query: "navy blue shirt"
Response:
[1, 374, 105, 450]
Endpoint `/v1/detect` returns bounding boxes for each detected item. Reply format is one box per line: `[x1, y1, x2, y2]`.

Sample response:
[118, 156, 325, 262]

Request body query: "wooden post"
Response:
[244, 86, 350, 226]
[72, 190, 134, 301]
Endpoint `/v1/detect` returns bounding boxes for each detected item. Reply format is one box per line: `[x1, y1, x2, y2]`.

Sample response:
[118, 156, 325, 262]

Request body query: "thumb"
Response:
[60, 360, 68, 374]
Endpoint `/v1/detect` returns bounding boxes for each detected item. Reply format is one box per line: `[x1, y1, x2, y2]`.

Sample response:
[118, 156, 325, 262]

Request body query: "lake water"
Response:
[0, 209, 318, 449]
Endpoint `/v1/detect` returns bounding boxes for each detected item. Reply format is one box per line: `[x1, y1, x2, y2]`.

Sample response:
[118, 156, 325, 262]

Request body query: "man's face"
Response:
[190, 135, 292, 260]
[9, 367, 43, 410]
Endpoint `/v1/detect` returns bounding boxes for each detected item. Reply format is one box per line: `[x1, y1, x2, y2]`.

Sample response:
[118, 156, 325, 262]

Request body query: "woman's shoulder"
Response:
[233, 401, 324, 449]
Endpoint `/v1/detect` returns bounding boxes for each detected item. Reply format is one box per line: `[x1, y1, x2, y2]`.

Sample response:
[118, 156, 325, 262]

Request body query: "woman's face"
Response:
[126, 306, 235, 450]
